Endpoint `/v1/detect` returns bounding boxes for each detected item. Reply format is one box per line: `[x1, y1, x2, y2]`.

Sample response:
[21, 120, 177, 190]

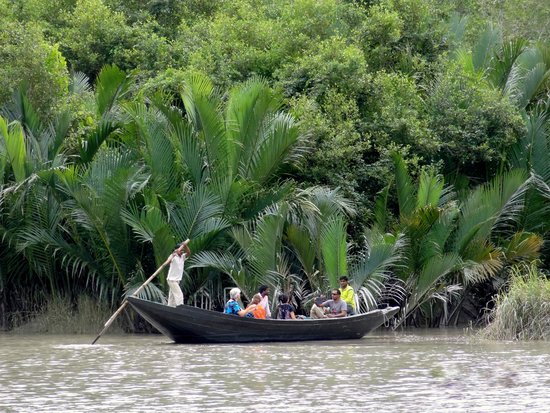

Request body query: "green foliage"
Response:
[427, 62, 524, 176]
[367, 72, 434, 159]
[478, 0, 550, 41]
[382, 153, 540, 327]
[0, 119, 27, 182]
[58, 0, 133, 76]
[359, 0, 448, 72]
[482, 263, 550, 340]
[0, 20, 69, 119]
[276, 37, 368, 99]
[1, 0, 550, 330]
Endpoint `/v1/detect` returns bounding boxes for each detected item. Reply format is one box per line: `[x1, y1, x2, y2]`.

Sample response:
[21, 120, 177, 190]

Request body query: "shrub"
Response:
[0, 21, 70, 119]
[482, 264, 550, 341]
[13, 295, 123, 335]
[427, 62, 524, 178]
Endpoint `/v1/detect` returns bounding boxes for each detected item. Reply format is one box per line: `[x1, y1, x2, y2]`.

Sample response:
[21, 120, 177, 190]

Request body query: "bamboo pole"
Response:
[91, 239, 189, 345]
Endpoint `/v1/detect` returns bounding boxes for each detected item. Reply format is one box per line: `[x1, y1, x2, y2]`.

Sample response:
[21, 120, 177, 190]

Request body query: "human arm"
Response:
[327, 309, 347, 318]
[239, 304, 257, 317]
[226, 300, 257, 317]
[177, 239, 191, 257]
[163, 252, 175, 266]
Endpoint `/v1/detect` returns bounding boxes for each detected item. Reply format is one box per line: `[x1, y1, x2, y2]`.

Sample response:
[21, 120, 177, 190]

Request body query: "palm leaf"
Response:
[407, 252, 460, 314]
[0, 119, 27, 182]
[472, 23, 501, 72]
[79, 119, 118, 164]
[169, 186, 230, 250]
[226, 77, 280, 177]
[416, 170, 445, 209]
[490, 38, 528, 89]
[320, 214, 348, 288]
[392, 152, 415, 218]
[286, 223, 316, 278]
[373, 184, 390, 231]
[453, 170, 529, 254]
[69, 71, 92, 95]
[171, 120, 205, 186]
[95, 64, 131, 116]
[181, 74, 228, 180]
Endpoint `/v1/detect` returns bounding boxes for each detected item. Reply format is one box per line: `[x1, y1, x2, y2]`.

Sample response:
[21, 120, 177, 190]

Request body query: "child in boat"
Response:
[276, 293, 296, 319]
[246, 293, 267, 319]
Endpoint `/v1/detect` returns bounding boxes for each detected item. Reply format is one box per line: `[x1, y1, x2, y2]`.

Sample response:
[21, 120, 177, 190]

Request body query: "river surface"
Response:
[1, 329, 549, 412]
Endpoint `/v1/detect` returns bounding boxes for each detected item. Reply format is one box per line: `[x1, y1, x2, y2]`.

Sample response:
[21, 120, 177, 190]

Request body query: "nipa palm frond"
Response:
[320, 214, 348, 288]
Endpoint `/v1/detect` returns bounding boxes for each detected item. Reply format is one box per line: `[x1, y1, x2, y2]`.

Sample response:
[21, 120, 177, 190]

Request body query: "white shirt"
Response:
[167, 253, 186, 281]
[260, 295, 271, 318]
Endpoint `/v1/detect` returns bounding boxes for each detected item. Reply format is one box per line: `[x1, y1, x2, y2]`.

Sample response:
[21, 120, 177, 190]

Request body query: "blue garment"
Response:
[224, 300, 241, 316]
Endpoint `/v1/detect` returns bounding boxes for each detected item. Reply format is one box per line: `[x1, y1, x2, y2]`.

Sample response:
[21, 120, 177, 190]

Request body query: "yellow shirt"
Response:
[339, 285, 355, 310]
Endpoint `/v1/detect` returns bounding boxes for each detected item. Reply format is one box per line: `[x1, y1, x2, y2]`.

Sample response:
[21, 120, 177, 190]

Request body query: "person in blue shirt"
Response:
[224, 287, 256, 317]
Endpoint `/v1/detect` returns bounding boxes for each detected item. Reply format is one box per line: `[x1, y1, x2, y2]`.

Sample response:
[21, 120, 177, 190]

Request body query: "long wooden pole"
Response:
[91, 263, 167, 345]
[91, 239, 190, 344]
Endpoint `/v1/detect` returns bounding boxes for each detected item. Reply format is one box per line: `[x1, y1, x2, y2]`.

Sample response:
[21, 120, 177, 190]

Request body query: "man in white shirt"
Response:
[259, 285, 271, 318]
[164, 240, 191, 307]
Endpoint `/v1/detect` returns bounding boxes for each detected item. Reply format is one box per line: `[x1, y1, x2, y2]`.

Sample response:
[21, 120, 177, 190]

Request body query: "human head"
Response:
[331, 289, 341, 300]
[252, 293, 262, 305]
[259, 285, 269, 297]
[278, 293, 289, 304]
[339, 276, 349, 287]
[229, 287, 241, 300]
[314, 295, 325, 306]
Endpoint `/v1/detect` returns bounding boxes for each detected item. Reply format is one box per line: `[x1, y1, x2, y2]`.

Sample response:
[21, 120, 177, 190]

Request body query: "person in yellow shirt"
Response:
[339, 276, 355, 315]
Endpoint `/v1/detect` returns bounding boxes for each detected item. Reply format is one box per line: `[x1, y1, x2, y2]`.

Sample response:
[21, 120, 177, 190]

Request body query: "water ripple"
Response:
[0, 332, 549, 412]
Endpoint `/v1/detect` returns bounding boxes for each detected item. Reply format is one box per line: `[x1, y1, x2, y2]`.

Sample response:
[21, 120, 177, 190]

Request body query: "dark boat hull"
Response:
[127, 297, 399, 344]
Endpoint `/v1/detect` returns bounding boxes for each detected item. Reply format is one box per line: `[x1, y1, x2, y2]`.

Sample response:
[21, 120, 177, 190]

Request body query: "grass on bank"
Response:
[482, 264, 550, 341]
[13, 295, 124, 335]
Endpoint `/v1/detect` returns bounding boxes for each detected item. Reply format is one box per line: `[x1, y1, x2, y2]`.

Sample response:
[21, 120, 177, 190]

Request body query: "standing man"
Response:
[318, 289, 348, 318]
[259, 285, 271, 318]
[339, 276, 356, 315]
[164, 240, 191, 307]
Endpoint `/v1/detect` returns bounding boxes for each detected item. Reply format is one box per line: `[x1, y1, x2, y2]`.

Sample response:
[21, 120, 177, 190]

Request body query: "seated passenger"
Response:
[339, 276, 356, 315]
[318, 289, 347, 318]
[247, 293, 267, 319]
[224, 287, 256, 317]
[276, 293, 296, 319]
[310, 295, 328, 319]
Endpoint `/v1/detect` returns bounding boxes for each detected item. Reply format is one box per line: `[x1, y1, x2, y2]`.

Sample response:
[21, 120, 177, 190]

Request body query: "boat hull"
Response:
[127, 297, 399, 344]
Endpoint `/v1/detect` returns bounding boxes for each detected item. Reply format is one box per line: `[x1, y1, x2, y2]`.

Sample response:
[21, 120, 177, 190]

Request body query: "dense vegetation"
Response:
[1, 0, 549, 332]
[482, 264, 550, 340]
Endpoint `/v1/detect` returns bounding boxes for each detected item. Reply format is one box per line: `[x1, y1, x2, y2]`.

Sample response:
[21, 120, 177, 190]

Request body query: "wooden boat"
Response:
[127, 297, 399, 344]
